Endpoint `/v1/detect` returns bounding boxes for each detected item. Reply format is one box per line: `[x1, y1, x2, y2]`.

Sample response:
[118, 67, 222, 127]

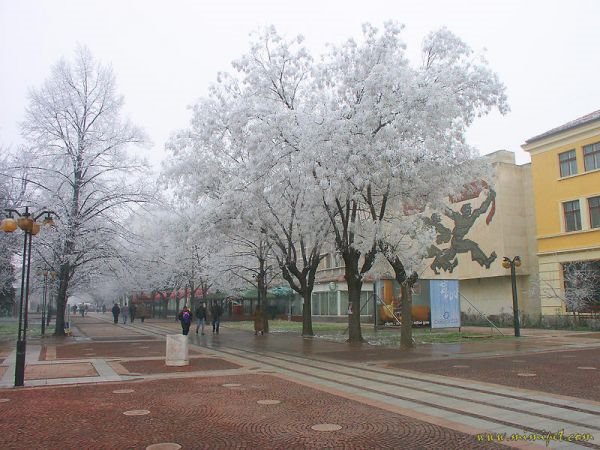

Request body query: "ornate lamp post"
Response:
[1, 207, 55, 386]
[502, 256, 522, 337]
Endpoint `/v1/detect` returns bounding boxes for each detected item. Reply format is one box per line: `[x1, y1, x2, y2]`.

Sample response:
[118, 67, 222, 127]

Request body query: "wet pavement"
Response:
[388, 347, 600, 402]
[0, 314, 599, 449]
[0, 375, 508, 450]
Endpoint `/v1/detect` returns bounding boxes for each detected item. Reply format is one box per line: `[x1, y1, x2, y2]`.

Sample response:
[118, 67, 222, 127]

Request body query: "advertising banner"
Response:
[430, 280, 460, 329]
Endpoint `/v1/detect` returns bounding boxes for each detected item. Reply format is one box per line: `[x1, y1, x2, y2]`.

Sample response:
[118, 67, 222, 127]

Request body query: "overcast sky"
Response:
[1, 0, 599, 168]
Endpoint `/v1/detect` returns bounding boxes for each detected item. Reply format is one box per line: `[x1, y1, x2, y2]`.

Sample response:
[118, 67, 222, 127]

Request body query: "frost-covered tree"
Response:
[563, 262, 600, 313]
[0, 154, 18, 314]
[263, 173, 330, 336]
[306, 24, 507, 343]
[165, 23, 507, 345]
[20, 47, 153, 335]
[0, 151, 36, 316]
[160, 207, 220, 311]
[164, 27, 329, 335]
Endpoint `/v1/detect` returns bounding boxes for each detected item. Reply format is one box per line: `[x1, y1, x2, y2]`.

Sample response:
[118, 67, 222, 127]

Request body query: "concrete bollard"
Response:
[165, 334, 189, 366]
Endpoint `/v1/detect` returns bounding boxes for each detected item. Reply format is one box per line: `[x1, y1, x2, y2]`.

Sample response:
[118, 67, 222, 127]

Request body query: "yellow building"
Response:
[522, 110, 600, 315]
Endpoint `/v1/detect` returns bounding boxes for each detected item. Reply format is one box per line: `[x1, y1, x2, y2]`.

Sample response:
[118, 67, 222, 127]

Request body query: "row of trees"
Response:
[162, 23, 508, 345]
[1, 23, 508, 345]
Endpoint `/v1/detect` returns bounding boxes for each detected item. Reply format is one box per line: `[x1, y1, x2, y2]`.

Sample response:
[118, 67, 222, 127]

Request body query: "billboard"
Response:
[430, 280, 460, 329]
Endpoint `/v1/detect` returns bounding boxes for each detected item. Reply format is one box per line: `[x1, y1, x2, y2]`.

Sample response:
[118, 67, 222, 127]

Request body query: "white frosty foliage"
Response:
[163, 22, 507, 295]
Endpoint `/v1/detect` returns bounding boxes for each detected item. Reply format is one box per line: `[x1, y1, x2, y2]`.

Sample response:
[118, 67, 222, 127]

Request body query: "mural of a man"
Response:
[424, 213, 458, 274]
[426, 188, 497, 273]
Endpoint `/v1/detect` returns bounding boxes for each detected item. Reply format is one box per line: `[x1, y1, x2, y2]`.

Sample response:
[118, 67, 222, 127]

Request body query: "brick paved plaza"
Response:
[0, 315, 599, 449]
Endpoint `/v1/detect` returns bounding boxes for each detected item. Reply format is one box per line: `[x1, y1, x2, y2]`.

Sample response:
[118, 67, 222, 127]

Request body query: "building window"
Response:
[563, 200, 581, 232]
[311, 291, 338, 315]
[583, 142, 600, 171]
[559, 149, 577, 177]
[319, 254, 332, 270]
[562, 261, 600, 312]
[589, 196, 600, 229]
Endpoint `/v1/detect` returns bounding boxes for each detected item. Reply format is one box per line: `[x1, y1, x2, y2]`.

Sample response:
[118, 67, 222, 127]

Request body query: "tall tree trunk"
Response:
[302, 291, 314, 336]
[279, 259, 319, 337]
[346, 271, 364, 343]
[342, 245, 377, 344]
[257, 259, 269, 333]
[385, 253, 418, 349]
[343, 247, 365, 343]
[53, 261, 70, 337]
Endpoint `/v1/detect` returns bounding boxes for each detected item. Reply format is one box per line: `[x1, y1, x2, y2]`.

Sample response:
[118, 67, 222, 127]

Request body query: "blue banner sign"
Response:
[430, 280, 460, 329]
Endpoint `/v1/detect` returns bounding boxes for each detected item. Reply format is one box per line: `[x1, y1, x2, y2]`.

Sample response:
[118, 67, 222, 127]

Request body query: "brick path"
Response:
[0, 374, 509, 450]
[388, 347, 600, 401]
[1, 315, 599, 449]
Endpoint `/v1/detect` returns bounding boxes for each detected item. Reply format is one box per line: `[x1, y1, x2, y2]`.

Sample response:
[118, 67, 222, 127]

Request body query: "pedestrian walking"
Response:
[178, 305, 192, 335]
[195, 302, 207, 335]
[253, 305, 265, 336]
[111, 303, 120, 324]
[129, 303, 136, 323]
[138, 304, 146, 323]
[101, 304, 106, 314]
[121, 303, 129, 324]
[210, 301, 223, 335]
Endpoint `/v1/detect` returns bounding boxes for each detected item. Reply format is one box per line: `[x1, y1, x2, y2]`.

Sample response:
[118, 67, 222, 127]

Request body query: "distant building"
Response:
[312, 150, 540, 321]
[418, 150, 539, 319]
[522, 110, 600, 315]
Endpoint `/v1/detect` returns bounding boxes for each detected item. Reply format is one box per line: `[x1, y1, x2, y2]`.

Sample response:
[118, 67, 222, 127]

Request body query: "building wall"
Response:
[523, 113, 600, 314]
[312, 150, 540, 319]
[419, 150, 539, 317]
[459, 275, 530, 318]
[536, 248, 600, 315]
[532, 148, 600, 253]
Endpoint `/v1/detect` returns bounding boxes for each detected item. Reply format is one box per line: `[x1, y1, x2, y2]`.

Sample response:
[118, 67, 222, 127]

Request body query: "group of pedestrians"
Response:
[177, 302, 223, 336]
[109, 300, 266, 337]
[111, 302, 145, 324]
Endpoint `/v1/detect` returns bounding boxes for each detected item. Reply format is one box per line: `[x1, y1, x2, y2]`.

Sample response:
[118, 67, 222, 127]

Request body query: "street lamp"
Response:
[502, 256, 522, 337]
[37, 269, 56, 335]
[1, 207, 55, 386]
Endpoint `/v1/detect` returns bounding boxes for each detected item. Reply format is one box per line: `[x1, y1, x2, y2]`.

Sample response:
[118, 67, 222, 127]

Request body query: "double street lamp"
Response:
[502, 256, 522, 337]
[1, 207, 55, 387]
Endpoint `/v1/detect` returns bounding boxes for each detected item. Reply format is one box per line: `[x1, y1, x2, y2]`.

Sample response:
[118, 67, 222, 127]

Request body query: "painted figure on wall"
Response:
[426, 188, 497, 274]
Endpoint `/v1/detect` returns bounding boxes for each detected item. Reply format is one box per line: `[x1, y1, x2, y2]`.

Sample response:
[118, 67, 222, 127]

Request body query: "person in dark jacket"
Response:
[177, 305, 193, 335]
[129, 303, 136, 323]
[138, 304, 147, 323]
[195, 302, 207, 335]
[111, 303, 120, 324]
[210, 302, 223, 335]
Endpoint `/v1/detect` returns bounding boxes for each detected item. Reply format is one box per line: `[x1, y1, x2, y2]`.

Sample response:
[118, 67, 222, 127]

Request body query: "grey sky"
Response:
[1, 0, 599, 167]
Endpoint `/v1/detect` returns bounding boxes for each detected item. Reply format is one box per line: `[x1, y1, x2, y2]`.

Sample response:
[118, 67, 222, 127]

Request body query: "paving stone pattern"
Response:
[0, 375, 508, 450]
[119, 357, 241, 375]
[389, 347, 600, 401]
[51, 341, 200, 360]
[3, 317, 600, 449]
[25, 362, 97, 380]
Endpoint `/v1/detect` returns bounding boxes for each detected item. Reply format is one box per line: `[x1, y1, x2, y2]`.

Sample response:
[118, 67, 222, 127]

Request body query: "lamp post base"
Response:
[15, 339, 26, 386]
